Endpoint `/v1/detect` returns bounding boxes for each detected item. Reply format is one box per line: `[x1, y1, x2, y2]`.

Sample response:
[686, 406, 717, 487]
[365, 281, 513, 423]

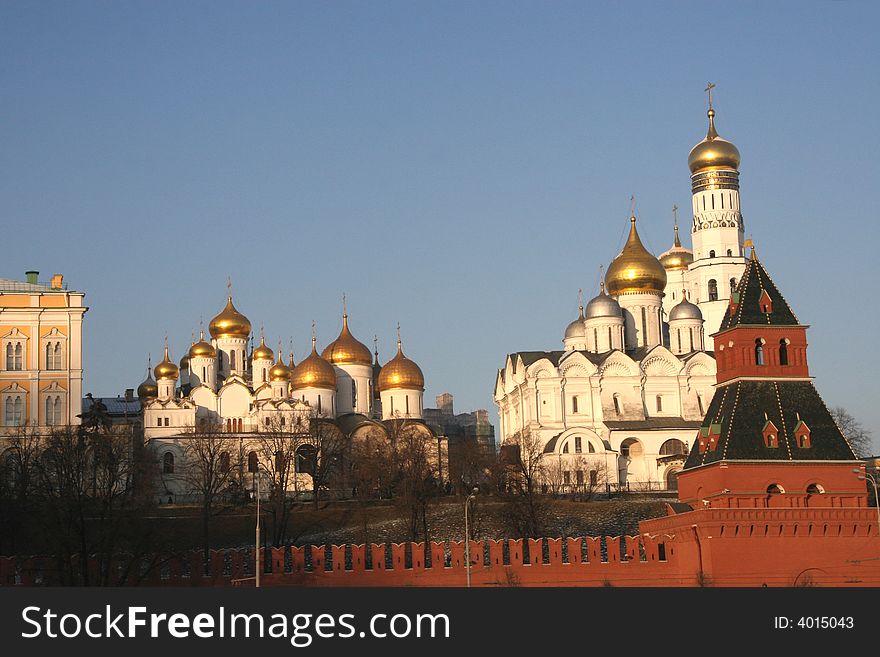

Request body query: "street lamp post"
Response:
[853, 467, 880, 537]
[255, 472, 261, 588]
[464, 485, 479, 588]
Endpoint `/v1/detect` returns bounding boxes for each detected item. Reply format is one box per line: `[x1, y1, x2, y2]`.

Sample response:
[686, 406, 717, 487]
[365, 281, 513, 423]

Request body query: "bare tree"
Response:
[448, 437, 495, 495]
[307, 414, 349, 506]
[255, 414, 306, 546]
[499, 429, 550, 538]
[180, 424, 241, 566]
[572, 456, 608, 501]
[831, 407, 873, 458]
[387, 418, 441, 543]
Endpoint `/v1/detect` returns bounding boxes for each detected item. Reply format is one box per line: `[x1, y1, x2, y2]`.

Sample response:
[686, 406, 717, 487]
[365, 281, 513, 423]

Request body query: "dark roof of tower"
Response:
[683, 380, 857, 469]
[718, 251, 800, 331]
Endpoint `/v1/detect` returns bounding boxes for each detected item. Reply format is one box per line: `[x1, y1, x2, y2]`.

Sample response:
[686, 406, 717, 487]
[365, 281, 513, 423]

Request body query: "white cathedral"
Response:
[494, 97, 747, 492]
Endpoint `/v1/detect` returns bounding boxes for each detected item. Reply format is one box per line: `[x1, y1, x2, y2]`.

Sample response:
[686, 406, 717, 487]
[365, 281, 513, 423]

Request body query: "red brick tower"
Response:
[677, 249, 865, 509]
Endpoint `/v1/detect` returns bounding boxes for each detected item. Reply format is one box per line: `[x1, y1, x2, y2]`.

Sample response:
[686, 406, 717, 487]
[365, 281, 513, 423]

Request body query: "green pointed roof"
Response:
[718, 251, 800, 331]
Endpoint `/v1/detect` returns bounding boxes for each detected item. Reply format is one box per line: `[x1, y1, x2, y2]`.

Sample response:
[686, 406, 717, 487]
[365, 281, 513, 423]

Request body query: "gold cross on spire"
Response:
[630, 194, 636, 218]
[705, 82, 715, 110]
[342, 292, 347, 317]
[226, 276, 232, 300]
[396, 321, 402, 348]
[672, 204, 678, 227]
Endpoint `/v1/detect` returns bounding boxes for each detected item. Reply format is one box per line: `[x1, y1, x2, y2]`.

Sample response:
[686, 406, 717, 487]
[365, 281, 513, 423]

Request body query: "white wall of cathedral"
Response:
[157, 378, 176, 400]
[214, 337, 247, 379]
[616, 293, 663, 349]
[332, 363, 373, 415]
[563, 334, 587, 352]
[380, 388, 423, 420]
[252, 358, 272, 388]
[584, 317, 625, 353]
[668, 319, 705, 355]
[189, 356, 217, 390]
[293, 387, 336, 418]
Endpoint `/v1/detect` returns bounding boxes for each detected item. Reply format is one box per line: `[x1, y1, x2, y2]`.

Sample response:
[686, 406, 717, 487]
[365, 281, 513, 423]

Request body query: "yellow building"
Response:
[0, 271, 87, 432]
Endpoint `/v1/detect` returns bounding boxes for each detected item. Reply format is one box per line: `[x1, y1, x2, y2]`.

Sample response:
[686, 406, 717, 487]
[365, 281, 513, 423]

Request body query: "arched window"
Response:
[220, 451, 230, 473]
[709, 250, 716, 259]
[55, 396, 62, 423]
[766, 483, 783, 494]
[656, 395, 663, 412]
[588, 442, 595, 453]
[659, 439, 687, 455]
[562, 441, 569, 454]
[572, 395, 578, 414]
[163, 452, 175, 474]
[806, 483, 824, 495]
[5, 344, 12, 370]
[613, 394, 622, 416]
[5, 398, 13, 425]
[230, 350, 236, 370]
[275, 450, 286, 473]
[727, 249, 732, 257]
[247, 451, 258, 473]
[755, 339, 765, 366]
[45, 397, 53, 425]
[351, 380, 357, 409]
[666, 469, 681, 491]
[574, 436, 582, 453]
[13, 397, 22, 426]
[779, 339, 788, 366]
[708, 279, 718, 302]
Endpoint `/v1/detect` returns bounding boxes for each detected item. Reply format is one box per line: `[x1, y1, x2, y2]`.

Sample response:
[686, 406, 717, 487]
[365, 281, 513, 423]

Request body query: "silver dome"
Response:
[564, 315, 586, 339]
[669, 297, 703, 321]
[585, 290, 622, 320]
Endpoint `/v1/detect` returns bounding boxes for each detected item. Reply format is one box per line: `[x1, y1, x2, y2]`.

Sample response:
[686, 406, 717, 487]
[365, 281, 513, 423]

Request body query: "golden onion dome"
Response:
[154, 343, 179, 380]
[189, 338, 216, 359]
[291, 337, 337, 390]
[688, 108, 741, 174]
[137, 364, 158, 399]
[252, 336, 274, 361]
[658, 224, 694, 271]
[179, 353, 190, 371]
[209, 296, 252, 339]
[377, 339, 425, 392]
[322, 313, 372, 365]
[269, 356, 291, 382]
[605, 216, 668, 295]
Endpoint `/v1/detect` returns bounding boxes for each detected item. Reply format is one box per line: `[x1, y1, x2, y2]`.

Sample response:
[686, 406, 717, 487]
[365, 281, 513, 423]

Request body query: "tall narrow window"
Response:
[54, 396, 62, 425]
[755, 339, 765, 366]
[230, 350, 236, 370]
[351, 380, 357, 409]
[574, 436, 582, 453]
[317, 395, 322, 414]
[262, 369, 267, 383]
[572, 396, 578, 414]
[689, 327, 694, 352]
[5, 398, 13, 425]
[14, 343, 22, 370]
[202, 366, 207, 381]
[613, 394, 622, 416]
[697, 395, 705, 415]
[708, 279, 718, 301]
[45, 397, 53, 425]
[220, 451, 230, 473]
[640, 307, 647, 346]
[730, 278, 736, 294]
[593, 328, 598, 350]
[13, 397, 22, 426]
[656, 395, 663, 412]
[779, 339, 789, 366]
[405, 395, 410, 414]
[676, 328, 681, 353]
[247, 451, 258, 473]
[709, 250, 716, 259]
[163, 452, 175, 474]
[727, 249, 732, 257]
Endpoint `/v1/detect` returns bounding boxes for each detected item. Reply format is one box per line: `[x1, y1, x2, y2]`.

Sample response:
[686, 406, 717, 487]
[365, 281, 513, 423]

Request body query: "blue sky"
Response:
[2, 1, 878, 447]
